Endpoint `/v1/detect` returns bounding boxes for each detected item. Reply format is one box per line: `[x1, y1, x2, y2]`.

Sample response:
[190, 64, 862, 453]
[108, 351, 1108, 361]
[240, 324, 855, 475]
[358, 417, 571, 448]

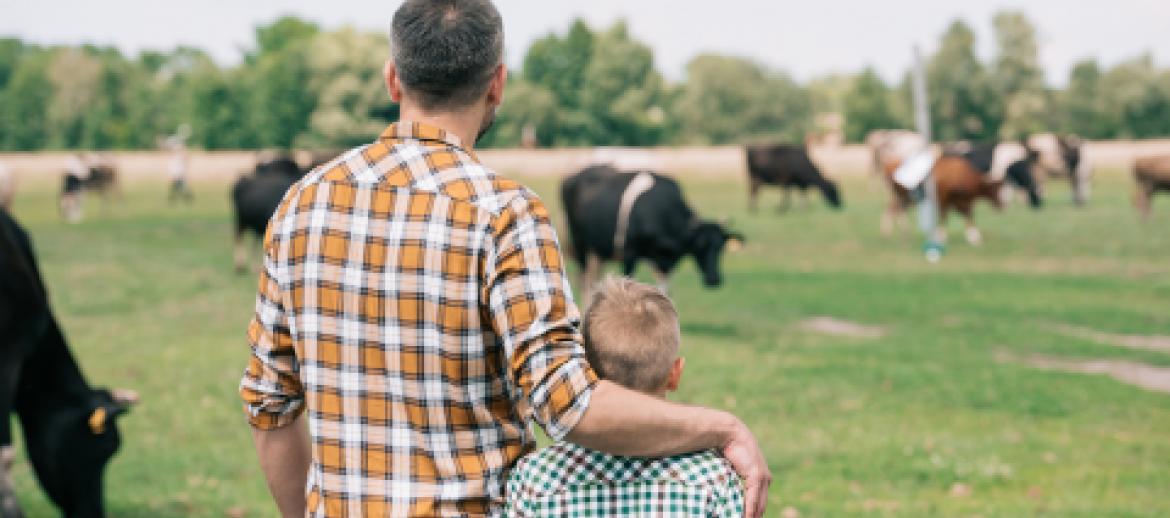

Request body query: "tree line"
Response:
[1, 12, 1168, 152]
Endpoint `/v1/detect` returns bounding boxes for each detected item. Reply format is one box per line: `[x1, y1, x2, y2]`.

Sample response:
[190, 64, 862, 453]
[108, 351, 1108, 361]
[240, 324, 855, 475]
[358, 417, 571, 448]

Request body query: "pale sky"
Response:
[2, 0, 1167, 86]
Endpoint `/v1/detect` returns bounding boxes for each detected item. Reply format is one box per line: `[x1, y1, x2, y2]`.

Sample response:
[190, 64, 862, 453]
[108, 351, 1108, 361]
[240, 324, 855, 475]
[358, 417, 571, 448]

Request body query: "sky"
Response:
[2, 0, 1168, 86]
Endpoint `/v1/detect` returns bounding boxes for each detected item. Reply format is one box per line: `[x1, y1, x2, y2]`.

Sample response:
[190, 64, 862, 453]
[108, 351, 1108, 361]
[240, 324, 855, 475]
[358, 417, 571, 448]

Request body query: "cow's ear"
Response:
[726, 232, 745, 252]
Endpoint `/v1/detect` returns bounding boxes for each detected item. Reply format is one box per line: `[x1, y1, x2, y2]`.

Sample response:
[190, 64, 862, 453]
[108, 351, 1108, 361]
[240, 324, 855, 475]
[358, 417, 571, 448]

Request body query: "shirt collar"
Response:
[378, 121, 468, 151]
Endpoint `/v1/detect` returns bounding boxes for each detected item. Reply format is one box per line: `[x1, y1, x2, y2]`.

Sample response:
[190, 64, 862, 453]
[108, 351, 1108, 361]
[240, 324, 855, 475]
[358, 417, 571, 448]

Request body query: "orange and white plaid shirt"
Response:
[239, 122, 598, 517]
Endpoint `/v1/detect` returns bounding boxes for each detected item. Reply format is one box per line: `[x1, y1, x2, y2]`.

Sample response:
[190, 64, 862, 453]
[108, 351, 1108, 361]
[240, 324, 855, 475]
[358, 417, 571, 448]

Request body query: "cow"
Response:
[0, 208, 136, 518]
[867, 130, 927, 235]
[1134, 155, 1170, 220]
[930, 146, 1039, 246]
[230, 155, 310, 272]
[561, 164, 743, 303]
[59, 155, 121, 224]
[1027, 133, 1092, 206]
[745, 144, 842, 213]
[949, 141, 1043, 209]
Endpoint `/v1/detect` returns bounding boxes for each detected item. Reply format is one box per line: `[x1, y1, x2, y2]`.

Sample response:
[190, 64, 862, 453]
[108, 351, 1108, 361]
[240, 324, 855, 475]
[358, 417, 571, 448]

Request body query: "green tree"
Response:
[522, 19, 594, 111]
[298, 27, 397, 149]
[0, 47, 51, 150]
[928, 20, 1000, 141]
[479, 78, 558, 148]
[992, 11, 1047, 138]
[673, 54, 811, 144]
[843, 68, 904, 142]
[249, 17, 320, 148]
[1060, 59, 1114, 138]
[579, 21, 667, 146]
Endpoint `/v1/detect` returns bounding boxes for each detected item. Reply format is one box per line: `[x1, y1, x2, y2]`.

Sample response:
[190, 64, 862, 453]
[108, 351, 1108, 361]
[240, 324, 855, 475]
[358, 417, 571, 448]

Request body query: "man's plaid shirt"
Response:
[504, 441, 744, 517]
[239, 122, 598, 517]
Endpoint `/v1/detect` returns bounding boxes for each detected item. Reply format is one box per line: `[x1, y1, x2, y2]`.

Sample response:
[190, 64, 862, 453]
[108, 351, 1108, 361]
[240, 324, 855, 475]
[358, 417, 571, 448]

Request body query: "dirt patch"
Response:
[997, 352, 1170, 394]
[799, 316, 887, 339]
[1048, 323, 1170, 354]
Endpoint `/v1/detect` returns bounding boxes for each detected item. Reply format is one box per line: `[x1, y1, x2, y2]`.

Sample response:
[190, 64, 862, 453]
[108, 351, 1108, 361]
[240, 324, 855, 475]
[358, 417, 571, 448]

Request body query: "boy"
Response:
[505, 276, 745, 516]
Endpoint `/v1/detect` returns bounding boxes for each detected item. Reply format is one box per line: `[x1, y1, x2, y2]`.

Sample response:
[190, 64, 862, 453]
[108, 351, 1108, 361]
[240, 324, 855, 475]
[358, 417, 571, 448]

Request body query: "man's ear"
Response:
[385, 60, 404, 103]
[485, 64, 507, 107]
[664, 357, 685, 392]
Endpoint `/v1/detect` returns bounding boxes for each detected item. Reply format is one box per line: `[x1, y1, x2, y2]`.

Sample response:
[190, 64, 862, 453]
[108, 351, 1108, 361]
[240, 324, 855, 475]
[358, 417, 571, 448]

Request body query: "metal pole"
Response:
[912, 46, 943, 262]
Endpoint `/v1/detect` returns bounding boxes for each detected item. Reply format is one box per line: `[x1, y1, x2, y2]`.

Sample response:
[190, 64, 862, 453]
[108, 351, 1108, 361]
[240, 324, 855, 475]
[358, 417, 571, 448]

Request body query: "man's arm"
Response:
[239, 200, 310, 516]
[251, 416, 311, 518]
[484, 193, 771, 518]
[567, 381, 771, 518]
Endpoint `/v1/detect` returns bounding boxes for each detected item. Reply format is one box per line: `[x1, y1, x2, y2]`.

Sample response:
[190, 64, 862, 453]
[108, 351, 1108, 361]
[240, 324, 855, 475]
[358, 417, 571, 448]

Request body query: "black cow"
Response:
[230, 156, 309, 272]
[0, 209, 134, 518]
[561, 165, 743, 300]
[745, 144, 842, 212]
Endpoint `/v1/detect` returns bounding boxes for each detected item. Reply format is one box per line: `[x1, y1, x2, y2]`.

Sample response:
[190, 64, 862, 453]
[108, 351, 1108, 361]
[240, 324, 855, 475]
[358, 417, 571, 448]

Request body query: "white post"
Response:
[912, 46, 943, 262]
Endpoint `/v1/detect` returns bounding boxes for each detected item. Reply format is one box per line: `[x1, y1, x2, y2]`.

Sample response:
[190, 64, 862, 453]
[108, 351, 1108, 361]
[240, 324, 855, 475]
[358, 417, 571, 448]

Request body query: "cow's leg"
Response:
[579, 253, 602, 308]
[957, 199, 982, 246]
[933, 200, 949, 245]
[748, 178, 761, 214]
[881, 196, 900, 236]
[652, 268, 670, 294]
[1135, 183, 1153, 221]
[0, 445, 21, 518]
[778, 187, 791, 213]
[233, 230, 248, 274]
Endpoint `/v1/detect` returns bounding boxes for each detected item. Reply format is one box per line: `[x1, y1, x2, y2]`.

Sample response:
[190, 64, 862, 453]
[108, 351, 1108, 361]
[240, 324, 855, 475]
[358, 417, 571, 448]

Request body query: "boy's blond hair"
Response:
[582, 276, 680, 393]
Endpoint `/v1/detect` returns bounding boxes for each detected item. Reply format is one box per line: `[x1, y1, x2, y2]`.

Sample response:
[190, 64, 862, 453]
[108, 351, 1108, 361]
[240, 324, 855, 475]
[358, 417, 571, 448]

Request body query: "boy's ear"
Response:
[664, 357, 685, 392]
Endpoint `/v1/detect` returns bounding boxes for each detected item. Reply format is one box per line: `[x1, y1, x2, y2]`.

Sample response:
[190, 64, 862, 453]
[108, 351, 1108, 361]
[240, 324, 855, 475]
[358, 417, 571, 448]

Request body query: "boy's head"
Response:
[583, 276, 685, 397]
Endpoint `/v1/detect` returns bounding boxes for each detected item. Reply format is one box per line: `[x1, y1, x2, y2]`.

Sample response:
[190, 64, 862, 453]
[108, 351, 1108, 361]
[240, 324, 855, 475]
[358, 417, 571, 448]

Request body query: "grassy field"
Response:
[7, 166, 1170, 517]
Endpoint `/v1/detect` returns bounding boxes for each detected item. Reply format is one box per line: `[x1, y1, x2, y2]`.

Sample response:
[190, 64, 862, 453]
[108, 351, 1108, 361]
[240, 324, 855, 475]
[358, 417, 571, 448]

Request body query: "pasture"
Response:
[6, 161, 1170, 517]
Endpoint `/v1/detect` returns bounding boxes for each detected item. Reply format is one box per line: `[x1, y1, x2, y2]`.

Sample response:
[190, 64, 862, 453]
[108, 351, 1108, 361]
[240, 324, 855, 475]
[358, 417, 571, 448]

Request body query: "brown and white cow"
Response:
[1134, 155, 1170, 220]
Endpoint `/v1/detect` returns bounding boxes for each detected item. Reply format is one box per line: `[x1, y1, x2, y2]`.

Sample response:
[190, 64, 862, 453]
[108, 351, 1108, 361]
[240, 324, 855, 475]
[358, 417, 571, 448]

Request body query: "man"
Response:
[239, 1, 771, 516]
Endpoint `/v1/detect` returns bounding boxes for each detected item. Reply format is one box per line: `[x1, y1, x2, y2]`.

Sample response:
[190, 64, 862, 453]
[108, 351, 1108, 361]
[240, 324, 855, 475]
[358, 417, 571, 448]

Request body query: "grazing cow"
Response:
[867, 130, 927, 235]
[230, 155, 309, 272]
[949, 141, 1043, 209]
[930, 146, 1039, 246]
[745, 144, 842, 213]
[1027, 133, 1092, 206]
[0, 208, 136, 518]
[561, 165, 743, 301]
[59, 155, 121, 223]
[1134, 155, 1170, 220]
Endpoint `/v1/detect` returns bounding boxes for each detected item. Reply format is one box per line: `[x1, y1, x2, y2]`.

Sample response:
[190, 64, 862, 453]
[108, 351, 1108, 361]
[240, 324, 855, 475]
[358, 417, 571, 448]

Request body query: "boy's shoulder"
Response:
[509, 441, 740, 492]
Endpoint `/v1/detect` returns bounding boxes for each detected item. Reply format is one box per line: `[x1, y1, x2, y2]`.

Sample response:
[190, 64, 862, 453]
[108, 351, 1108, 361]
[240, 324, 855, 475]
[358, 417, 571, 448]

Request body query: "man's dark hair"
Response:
[391, 0, 504, 110]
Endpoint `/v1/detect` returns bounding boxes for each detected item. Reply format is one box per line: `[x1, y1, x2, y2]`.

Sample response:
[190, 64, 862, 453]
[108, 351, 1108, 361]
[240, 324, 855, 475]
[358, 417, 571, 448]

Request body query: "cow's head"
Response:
[687, 221, 744, 288]
[39, 388, 136, 517]
[819, 180, 843, 209]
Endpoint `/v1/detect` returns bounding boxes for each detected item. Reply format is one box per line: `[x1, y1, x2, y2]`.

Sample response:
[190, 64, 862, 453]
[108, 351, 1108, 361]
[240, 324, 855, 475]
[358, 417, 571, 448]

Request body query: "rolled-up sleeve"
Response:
[484, 192, 598, 440]
[239, 215, 304, 430]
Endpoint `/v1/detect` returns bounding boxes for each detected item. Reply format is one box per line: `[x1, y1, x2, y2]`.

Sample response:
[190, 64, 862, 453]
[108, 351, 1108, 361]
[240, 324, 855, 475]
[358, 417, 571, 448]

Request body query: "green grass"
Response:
[7, 168, 1170, 517]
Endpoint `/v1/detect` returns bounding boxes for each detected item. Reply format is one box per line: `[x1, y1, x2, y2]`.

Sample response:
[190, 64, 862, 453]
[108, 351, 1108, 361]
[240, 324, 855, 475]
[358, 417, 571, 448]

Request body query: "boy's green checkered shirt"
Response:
[503, 441, 744, 517]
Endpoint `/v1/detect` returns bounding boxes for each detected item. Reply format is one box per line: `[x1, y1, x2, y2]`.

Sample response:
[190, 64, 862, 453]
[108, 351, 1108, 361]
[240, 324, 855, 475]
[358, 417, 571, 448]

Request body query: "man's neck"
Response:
[398, 105, 483, 150]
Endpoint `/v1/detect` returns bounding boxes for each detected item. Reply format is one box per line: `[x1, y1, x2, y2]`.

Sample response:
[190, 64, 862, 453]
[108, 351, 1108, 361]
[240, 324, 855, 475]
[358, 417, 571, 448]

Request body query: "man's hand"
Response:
[721, 419, 772, 518]
[566, 381, 772, 517]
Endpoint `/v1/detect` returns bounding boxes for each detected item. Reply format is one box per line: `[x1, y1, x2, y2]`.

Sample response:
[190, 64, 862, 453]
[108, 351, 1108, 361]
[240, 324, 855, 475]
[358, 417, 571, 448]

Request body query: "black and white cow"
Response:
[745, 144, 842, 213]
[0, 208, 135, 518]
[1028, 133, 1092, 206]
[230, 155, 308, 272]
[948, 141, 1043, 209]
[560, 164, 743, 302]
